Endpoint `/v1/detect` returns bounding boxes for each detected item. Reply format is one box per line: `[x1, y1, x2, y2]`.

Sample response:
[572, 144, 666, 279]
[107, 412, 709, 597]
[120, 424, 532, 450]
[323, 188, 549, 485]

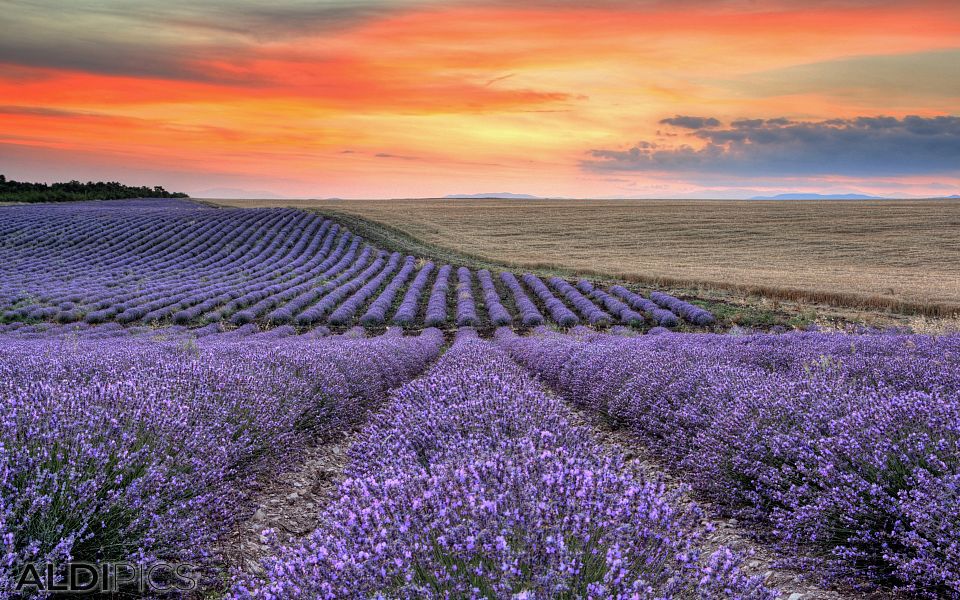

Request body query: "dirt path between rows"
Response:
[220, 339, 898, 599]
[569, 408, 898, 600]
[221, 427, 358, 577]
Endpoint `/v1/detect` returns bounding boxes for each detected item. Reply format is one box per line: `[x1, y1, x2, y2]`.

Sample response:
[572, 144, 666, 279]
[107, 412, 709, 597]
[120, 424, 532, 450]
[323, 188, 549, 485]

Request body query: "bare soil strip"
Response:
[572, 408, 899, 600]
[223, 348, 896, 599]
[222, 428, 358, 576]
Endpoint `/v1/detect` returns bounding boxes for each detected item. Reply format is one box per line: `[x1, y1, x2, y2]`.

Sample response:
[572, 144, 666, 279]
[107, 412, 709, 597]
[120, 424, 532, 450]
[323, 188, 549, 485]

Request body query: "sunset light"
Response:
[3, 0, 958, 198]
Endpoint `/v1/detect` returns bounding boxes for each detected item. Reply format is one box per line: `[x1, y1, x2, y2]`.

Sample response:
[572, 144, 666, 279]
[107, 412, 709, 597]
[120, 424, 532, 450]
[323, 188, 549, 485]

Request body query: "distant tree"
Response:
[0, 175, 189, 203]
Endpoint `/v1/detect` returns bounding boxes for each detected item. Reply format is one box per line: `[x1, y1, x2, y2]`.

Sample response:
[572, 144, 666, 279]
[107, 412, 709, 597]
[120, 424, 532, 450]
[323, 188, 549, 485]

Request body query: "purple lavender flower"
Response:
[235, 335, 771, 599]
[360, 256, 417, 326]
[477, 269, 512, 326]
[499, 272, 543, 327]
[609, 285, 679, 327]
[424, 265, 452, 327]
[0, 327, 444, 592]
[454, 267, 478, 327]
[521, 273, 578, 327]
[650, 291, 715, 326]
[392, 262, 434, 326]
[500, 329, 960, 594]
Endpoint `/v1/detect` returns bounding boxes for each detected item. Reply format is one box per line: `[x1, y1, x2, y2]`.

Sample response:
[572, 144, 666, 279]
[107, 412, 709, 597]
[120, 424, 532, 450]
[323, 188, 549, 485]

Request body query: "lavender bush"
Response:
[0, 328, 443, 594]
[295, 251, 389, 326]
[548, 277, 611, 327]
[477, 269, 512, 326]
[499, 272, 544, 327]
[521, 273, 578, 327]
[234, 334, 771, 599]
[360, 256, 416, 326]
[266, 245, 373, 324]
[455, 267, 479, 327]
[576, 279, 644, 326]
[650, 291, 715, 326]
[424, 265, 452, 327]
[609, 285, 679, 327]
[0, 201, 366, 331]
[392, 261, 434, 326]
[501, 330, 960, 596]
[328, 253, 403, 326]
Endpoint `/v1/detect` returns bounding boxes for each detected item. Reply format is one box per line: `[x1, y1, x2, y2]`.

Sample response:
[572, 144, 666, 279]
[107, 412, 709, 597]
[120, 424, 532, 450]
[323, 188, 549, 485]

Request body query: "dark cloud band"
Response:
[660, 115, 721, 129]
[585, 115, 960, 177]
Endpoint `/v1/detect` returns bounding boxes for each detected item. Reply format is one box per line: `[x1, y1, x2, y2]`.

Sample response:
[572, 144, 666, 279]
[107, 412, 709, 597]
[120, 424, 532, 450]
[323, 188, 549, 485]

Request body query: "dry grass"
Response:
[907, 315, 960, 335]
[214, 198, 960, 316]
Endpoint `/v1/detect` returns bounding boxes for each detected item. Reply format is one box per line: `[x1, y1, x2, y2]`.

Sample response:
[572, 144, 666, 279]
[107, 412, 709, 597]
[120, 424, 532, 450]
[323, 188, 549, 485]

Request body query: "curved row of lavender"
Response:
[477, 269, 512, 326]
[0, 199, 714, 331]
[0, 326, 444, 594]
[233, 331, 771, 599]
[650, 291, 715, 326]
[610, 285, 680, 327]
[328, 252, 403, 325]
[500, 330, 960, 596]
[359, 256, 417, 326]
[1, 200, 356, 327]
[522, 273, 579, 327]
[576, 279, 645, 326]
[294, 250, 389, 325]
[500, 271, 544, 327]
[548, 276, 612, 327]
[392, 261, 435, 326]
[265, 246, 372, 324]
[455, 266, 479, 326]
[424, 264, 452, 327]
[230, 235, 365, 325]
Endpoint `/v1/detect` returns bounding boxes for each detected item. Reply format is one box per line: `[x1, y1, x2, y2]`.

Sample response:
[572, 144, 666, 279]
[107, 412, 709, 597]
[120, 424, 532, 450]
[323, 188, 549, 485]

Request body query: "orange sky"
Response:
[2, 0, 959, 198]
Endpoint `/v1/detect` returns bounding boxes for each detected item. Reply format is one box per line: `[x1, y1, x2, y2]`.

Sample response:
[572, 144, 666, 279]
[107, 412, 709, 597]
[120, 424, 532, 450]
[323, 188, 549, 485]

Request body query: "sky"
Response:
[1, 0, 959, 199]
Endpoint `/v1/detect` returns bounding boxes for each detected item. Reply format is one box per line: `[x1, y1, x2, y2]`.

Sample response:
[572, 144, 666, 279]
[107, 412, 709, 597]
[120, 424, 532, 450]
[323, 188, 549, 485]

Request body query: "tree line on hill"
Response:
[0, 175, 189, 203]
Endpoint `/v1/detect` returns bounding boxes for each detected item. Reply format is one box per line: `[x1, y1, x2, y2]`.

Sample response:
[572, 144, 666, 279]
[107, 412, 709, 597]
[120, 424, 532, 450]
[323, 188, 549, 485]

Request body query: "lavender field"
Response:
[0, 200, 712, 332]
[1, 199, 958, 598]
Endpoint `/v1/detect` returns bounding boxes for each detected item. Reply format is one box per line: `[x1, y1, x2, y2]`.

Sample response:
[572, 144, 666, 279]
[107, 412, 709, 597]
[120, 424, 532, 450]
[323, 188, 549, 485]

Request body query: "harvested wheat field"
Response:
[217, 198, 960, 315]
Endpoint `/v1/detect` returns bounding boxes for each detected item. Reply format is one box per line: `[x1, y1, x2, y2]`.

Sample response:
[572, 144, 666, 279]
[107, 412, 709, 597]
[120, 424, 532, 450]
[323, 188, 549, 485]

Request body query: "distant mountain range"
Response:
[443, 192, 960, 200]
[749, 193, 883, 200]
[443, 192, 542, 199]
[194, 190, 960, 201]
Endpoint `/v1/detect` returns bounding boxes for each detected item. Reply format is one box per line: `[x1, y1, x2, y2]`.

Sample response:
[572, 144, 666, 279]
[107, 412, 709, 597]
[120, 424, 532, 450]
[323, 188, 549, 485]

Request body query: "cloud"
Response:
[584, 115, 960, 177]
[0, 11, 245, 82]
[374, 152, 421, 160]
[0, 38, 221, 82]
[659, 115, 721, 129]
[0, 1, 405, 82]
[0, 105, 92, 118]
[729, 49, 960, 100]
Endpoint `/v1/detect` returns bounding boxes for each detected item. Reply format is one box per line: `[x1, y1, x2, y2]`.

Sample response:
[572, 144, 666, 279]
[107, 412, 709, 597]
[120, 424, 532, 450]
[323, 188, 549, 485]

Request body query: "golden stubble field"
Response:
[214, 198, 960, 315]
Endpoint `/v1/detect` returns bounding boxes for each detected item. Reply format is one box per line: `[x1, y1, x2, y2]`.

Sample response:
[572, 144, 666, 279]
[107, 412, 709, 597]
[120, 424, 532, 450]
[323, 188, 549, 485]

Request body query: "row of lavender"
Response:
[0, 199, 714, 331]
[500, 329, 960, 597]
[0, 326, 444, 594]
[234, 332, 771, 598]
